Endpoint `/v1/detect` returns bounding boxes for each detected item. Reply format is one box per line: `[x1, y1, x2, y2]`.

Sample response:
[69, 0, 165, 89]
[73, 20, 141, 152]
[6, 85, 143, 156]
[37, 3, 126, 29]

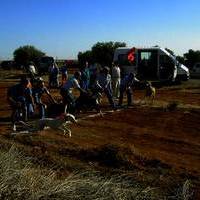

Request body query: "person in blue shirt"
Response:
[118, 73, 139, 107]
[80, 61, 90, 90]
[7, 76, 34, 131]
[33, 78, 56, 119]
[48, 62, 59, 88]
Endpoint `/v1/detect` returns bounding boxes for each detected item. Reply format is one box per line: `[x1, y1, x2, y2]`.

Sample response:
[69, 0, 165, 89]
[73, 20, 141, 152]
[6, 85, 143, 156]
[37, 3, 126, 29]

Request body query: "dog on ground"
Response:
[141, 81, 156, 103]
[12, 113, 77, 137]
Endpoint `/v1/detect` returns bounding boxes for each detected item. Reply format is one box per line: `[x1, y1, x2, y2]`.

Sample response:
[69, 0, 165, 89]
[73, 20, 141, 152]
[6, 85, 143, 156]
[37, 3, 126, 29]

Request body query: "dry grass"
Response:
[0, 146, 195, 200]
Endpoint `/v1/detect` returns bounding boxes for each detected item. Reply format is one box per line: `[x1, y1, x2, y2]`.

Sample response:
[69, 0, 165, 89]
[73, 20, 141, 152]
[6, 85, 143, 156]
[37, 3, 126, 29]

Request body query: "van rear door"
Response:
[137, 49, 158, 80]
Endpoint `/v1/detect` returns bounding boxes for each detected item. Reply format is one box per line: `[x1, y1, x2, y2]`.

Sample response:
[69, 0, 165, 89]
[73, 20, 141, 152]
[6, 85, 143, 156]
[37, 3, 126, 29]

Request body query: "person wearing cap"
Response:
[96, 66, 116, 109]
[33, 78, 56, 119]
[118, 73, 139, 107]
[7, 76, 34, 131]
[60, 71, 86, 114]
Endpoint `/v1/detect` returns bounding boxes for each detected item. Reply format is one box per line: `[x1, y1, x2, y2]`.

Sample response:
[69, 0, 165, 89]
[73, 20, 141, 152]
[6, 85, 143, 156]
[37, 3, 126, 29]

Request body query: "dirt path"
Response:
[0, 74, 200, 181]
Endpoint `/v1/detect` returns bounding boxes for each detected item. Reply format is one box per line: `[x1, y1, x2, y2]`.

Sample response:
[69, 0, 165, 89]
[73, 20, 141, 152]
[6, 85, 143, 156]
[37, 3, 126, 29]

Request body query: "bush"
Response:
[13, 45, 45, 67]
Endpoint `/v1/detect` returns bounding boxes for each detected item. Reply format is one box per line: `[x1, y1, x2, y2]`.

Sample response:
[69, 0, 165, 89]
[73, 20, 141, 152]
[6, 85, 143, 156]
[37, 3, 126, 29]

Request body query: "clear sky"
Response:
[0, 0, 200, 60]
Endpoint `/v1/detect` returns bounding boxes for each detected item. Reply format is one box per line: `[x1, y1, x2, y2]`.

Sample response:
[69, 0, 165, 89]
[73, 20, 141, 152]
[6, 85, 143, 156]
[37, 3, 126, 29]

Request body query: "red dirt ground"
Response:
[0, 70, 200, 196]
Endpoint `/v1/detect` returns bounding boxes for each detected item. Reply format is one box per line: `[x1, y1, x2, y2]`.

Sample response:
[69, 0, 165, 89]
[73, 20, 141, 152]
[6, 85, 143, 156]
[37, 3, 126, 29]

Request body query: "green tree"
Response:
[78, 41, 126, 67]
[78, 50, 93, 67]
[184, 49, 200, 69]
[92, 41, 126, 66]
[13, 45, 45, 67]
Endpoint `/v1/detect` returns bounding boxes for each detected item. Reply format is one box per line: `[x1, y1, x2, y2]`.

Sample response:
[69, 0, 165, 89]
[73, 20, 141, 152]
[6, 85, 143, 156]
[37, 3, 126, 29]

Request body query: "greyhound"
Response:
[11, 113, 77, 137]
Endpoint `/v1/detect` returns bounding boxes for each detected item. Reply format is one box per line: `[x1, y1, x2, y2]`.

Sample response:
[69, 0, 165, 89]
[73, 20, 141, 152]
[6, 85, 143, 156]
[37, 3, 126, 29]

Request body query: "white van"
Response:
[113, 47, 190, 82]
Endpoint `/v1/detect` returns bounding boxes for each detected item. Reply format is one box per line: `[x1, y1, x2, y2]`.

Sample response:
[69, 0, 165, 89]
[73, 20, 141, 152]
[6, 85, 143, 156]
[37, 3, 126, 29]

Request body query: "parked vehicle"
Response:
[113, 47, 190, 82]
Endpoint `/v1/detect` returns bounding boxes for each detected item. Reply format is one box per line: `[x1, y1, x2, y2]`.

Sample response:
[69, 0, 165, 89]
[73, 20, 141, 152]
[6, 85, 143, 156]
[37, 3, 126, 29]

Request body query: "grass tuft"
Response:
[0, 146, 195, 200]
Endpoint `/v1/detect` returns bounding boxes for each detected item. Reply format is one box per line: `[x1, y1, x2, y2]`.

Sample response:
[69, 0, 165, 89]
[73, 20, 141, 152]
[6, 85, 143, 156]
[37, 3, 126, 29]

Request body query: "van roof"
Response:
[116, 46, 162, 50]
[115, 46, 175, 57]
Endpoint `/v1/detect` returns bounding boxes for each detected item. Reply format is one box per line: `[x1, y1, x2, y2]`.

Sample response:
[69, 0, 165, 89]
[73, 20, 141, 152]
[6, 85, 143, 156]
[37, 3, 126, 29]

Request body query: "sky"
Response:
[0, 0, 200, 60]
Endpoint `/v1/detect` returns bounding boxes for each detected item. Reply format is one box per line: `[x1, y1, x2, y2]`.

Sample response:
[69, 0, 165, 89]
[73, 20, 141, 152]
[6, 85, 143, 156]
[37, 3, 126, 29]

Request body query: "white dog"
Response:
[13, 114, 77, 137]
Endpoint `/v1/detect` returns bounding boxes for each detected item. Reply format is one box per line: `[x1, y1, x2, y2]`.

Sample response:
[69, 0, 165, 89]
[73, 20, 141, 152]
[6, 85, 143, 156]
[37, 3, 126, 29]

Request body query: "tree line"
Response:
[9, 43, 200, 70]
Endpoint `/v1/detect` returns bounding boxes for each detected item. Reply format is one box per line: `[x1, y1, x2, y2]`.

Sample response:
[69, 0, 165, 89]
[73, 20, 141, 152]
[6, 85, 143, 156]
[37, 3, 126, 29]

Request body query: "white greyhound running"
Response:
[11, 113, 77, 137]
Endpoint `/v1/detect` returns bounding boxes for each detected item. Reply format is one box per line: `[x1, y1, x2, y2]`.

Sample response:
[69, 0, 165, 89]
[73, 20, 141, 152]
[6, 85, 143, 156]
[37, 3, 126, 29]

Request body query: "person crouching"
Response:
[7, 77, 34, 131]
[60, 71, 86, 114]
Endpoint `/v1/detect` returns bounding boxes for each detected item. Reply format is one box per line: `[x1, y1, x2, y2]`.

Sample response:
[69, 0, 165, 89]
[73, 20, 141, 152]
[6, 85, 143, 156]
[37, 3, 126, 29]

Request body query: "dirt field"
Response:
[0, 69, 200, 198]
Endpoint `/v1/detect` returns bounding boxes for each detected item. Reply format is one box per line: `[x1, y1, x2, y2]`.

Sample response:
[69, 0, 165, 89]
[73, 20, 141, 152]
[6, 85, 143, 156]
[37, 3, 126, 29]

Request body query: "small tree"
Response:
[92, 41, 126, 66]
[184, 49, 200, 69]
[13, 45, 45, 67]
[78, 50, 93, 67]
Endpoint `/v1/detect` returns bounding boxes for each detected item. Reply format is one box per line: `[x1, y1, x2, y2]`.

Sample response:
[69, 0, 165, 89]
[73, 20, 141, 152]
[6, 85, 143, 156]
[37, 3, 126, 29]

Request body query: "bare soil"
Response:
[0, 69, 200, 197]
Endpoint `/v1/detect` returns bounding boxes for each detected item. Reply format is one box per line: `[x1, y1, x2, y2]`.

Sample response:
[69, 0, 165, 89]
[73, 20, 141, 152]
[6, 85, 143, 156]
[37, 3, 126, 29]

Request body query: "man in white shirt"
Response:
[28, 61, 37, 79]
[96, 67, 116, 109]
[111, 62, 121, 99]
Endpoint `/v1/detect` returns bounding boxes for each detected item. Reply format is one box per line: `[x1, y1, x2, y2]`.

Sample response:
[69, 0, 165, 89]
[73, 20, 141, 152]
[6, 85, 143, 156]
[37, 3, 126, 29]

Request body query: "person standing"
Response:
[48, 62, 59, 88]
[80, 61, 90, 90]
[96, 67, 116, 109]
[118, 73, 139, 107]
[60, 62, 68, 86]
[111, 62, 121, 99]
[27, 61, 37, 79]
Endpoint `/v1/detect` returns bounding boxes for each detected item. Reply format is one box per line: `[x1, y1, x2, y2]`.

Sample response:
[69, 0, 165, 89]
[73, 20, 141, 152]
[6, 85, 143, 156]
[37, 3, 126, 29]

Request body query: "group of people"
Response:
[7, 76, 56, 131]
[60, 61, 140, 113]
[7, 61, 140, 131]
[26, 61, 67, 89]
